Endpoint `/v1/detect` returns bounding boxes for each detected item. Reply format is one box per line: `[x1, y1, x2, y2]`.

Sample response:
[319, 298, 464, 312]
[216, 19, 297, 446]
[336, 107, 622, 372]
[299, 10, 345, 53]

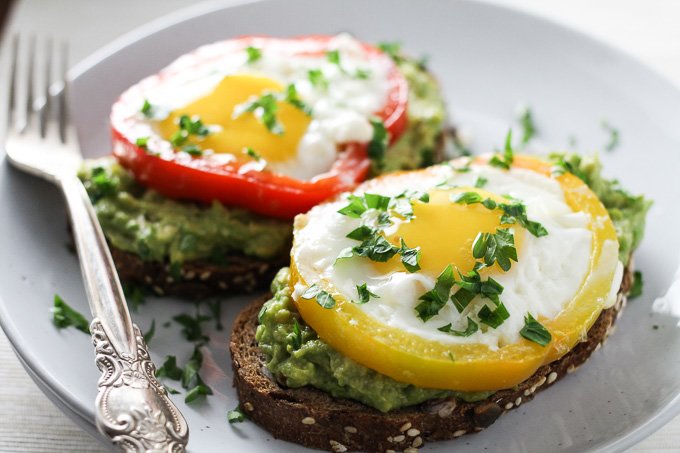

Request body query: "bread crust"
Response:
[229, 265, 633, 452]
[110, 246, 288, 299]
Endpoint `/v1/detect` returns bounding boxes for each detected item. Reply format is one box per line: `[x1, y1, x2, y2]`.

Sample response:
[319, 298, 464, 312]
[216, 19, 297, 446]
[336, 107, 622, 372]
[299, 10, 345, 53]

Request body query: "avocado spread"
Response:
[79, 159, 292, 264]
[551, 153, 652, 265]
[374, 54, 448, 174]
[256, 268, 494, 413]
[256, 155, 651, 413]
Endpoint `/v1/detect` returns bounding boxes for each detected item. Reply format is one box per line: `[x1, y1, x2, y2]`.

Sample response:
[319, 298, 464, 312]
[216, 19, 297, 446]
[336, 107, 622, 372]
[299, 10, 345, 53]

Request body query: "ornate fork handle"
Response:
[61, 175, 189, 452]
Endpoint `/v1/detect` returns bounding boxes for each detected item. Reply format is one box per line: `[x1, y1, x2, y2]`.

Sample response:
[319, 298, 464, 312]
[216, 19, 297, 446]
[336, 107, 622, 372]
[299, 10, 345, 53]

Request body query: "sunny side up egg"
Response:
[289, 155, 624, 392]
[111, 34, 402, 180]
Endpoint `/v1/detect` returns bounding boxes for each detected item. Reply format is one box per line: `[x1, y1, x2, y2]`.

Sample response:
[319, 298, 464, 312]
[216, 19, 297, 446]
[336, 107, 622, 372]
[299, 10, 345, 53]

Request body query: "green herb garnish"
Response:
[601, 120, 620, 152]
[630, 270, 643, 299]
[472, 228, 518, 272]
[143, 319, 156, 343]
[141, 99, 153, 117]
[450, 191, 483, 205]
[478, 303, 510, 328]
[308, 68, 329, 90]
[367, 118, 389, 167]
[438, 317, 479, 337]
[244, 147, 262, 161]
[156, 355, 183, 380]
[399, 239, 421, 273]
[346, 225, 375, 241]
[245, 46, 262, 64]
[489, 130, 514, 170]
[520, 313, 552, 346]
[233, 93, 283, 135]
[228, 406, 247, 424]
[364, 193, 391, 211]
[377, 42, 403, 64]
[182, 346, 213, 403]
[301, 284, 337, 309]
[173, 308, 211, 345]
[415, 265, 455, 321]
[355, 283, 379, 305]
[290, 318, 303, 350]
[474, 176, 488, 188]
[52, 294, 90, 334]
[182, 144, 202, 156]
[327, 49, 341, 65]
[517, 106, 536, 145]
[352, 234, 400, 262]
[135, 137, 149, 149]
[337, 194, 368, 218]
[283, 84, 312, 115]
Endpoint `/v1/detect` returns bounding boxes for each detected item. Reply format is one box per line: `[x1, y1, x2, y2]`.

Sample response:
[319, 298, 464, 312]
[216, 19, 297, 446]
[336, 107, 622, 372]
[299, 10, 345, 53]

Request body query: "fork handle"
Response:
[59, 174, 136, 356]
[59, 174, 189, 452]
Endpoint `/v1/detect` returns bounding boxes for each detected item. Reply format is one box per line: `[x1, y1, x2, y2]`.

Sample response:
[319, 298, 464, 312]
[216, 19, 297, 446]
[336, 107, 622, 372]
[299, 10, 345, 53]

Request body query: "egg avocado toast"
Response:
[79, 35, 451, 297]
[230, 152, 650, 451]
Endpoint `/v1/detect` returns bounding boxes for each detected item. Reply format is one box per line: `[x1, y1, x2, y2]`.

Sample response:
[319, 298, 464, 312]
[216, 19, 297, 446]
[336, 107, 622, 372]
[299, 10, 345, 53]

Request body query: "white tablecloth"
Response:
[1, 0, 679, 451]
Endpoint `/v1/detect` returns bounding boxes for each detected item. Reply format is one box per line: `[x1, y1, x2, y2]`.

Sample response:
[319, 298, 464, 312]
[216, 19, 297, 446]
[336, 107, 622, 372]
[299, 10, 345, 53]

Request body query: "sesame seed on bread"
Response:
[229, 264, 633, 452]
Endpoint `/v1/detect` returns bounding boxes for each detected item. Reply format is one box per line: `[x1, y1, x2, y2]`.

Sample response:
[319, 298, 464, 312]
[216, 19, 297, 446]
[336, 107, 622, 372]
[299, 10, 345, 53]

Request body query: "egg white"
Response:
[293, 162, 623, 349]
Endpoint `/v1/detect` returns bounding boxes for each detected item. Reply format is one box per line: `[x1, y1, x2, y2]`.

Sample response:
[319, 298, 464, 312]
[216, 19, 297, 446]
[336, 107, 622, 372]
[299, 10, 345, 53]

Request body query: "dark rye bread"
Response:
[110, 246, 289, 299]
[230, 264, 633, 452]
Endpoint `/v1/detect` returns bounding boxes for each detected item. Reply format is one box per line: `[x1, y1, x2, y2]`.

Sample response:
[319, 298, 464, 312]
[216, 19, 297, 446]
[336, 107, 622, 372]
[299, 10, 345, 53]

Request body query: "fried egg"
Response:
[291, 156, 623, 350]
[111, 34, 395, 180]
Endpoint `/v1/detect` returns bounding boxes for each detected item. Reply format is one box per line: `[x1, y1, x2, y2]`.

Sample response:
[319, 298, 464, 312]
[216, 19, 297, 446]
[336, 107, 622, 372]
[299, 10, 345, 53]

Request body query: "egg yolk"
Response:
[381, 187, 524, 275]
[158, 74, 311, 162]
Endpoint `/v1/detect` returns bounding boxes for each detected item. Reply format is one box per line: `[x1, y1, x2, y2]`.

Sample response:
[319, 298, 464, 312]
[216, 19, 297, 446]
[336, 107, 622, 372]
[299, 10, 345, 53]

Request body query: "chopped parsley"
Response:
[472, 228, 518, 272]
[173, 307, 211, 345]
[630, 270, 643, 299]
[290, 318, 303, 350]
[182, 346, 213, 403]
[601, 120, 620, 152]
[156, 355, 183, 380]
[301, 284, 336, 309]
[182, 144, 202, 156]
[519, 313, 552, 346]
[478, 303, 510, 328]
[474, 176, 488, 188]
[355, 283, 379, 304]
[227, 406, 247, 424]
[233, 93, 283, 135]
[143, 319, 156, 343]
[337, 194, 368, 218]
[550, 153, 587, 181]
[346, 225, 375, 241]
[367, 118, 389, 168]
[364, 193, 391, 211]
[308, 68, 329, 90]
[244, 147, 262, 161]
[135, 136, 149, 149]
[451, 193, 548, 238]
[399, 239, 421, 273]
[52, 294, 90, 334]
[517, 105, 536, 145]
[438, 317, 479, 337]
[352, 234, 400, 262]
[283, 84, 312, 115]
[326, 49, 341, 66]
[141, 99, 153, 117]
[415, 265, 455, 321]
[245, 46, 262, 64]
[489, 130, 515, 170]
[179, 114, 210, 137]
[377, 41, 404, 64]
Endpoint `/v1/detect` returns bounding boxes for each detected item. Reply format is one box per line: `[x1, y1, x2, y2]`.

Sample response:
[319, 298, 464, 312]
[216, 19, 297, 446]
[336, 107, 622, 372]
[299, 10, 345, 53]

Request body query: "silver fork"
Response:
[4, 35, 189, 453]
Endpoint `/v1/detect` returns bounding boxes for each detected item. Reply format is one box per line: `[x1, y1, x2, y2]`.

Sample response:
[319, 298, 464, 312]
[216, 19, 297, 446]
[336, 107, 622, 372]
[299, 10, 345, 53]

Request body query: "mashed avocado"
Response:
[373, 50, 448, 174]
[257, 156, 651, 412]
[79, 159, 292, 264]
[256, 268, 494, 413]
[550, 153, 652, 265]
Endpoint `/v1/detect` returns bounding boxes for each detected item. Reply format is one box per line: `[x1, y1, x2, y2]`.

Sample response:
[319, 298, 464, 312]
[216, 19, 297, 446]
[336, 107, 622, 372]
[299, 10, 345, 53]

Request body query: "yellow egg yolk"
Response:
[158, 74, 311, 162]
[379, 187, 524, 275]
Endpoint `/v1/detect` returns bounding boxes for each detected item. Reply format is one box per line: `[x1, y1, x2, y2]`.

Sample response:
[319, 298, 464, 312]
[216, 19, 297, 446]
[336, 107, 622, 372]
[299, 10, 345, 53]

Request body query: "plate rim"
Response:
[1, 0, 679, 451]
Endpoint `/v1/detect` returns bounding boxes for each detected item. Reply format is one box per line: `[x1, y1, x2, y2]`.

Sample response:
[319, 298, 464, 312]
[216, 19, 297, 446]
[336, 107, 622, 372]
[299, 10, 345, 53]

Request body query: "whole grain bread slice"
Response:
[110, 246, 289, 299]
[229, 264, 633, 452]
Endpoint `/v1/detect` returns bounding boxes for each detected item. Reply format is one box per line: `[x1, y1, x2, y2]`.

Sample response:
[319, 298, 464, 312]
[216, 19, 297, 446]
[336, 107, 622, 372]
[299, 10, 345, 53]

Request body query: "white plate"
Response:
[1, 0, 680, 451]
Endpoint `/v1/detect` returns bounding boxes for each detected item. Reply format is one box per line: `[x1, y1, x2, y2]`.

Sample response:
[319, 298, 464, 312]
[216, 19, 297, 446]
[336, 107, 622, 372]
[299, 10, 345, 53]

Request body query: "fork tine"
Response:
[49, 40, 69, 144]
[33, 37, 52, 137]
[10, 34, 36, 134]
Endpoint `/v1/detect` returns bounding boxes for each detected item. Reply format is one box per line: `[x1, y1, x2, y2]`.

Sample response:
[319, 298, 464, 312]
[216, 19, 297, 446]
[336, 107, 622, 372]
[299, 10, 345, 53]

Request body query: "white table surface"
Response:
[1, 0, 679, 451]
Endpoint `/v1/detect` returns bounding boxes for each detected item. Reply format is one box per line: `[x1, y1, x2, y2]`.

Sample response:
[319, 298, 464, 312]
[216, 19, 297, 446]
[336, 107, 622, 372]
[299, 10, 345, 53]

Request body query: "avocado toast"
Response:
[230, 153, 650, 451]
[80, 36, 451, 297]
